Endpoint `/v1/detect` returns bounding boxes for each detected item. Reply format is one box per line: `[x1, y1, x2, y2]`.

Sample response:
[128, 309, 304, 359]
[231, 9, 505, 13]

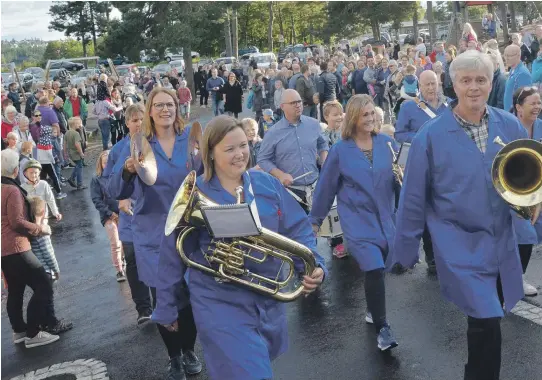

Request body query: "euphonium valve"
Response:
[491, 136, 542, 219]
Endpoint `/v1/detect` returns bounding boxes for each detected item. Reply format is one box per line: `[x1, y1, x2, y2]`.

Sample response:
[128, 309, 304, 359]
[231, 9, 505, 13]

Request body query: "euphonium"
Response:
[387, 142, 404, 186]
[492, 136, 542, 219]
[164, 171, 317, 302]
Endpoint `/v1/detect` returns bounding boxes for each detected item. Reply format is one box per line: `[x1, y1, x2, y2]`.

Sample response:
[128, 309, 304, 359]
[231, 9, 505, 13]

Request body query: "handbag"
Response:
[246, 89, 254, 110]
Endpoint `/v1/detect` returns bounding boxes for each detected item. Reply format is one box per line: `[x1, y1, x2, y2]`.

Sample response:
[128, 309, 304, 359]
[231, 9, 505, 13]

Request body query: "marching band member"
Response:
[257, 89, 329, 213]
[310, 95, 399, 351]
[511, 86, 542, 296]
[108, 88, 201, 380]
[154, 115, 327, 380]
[389, 51, 532, 380]
[103, 104, 155, 324]
[394, 71, 449, 274]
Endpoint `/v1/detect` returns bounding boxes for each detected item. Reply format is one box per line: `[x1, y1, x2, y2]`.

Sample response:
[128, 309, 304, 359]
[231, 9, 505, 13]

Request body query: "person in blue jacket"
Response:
[103, 103, 154, 325]
[389, 51, 535, 380]
[503, 44, 532, 112]
[153, 115, 326, 380]
[310, 95, 399, 352]
[394, 70, 448, 274]
[108, 88, 202, 380]
[511, 86, 542, 297]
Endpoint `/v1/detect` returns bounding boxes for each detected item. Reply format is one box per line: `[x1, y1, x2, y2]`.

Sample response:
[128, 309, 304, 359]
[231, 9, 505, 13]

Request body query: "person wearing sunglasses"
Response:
[257, 89, 328, 213]
[510, 86, 542, 297]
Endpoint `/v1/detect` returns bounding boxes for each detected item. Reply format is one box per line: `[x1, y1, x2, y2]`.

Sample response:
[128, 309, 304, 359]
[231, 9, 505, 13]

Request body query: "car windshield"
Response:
[25, 68, 44, 77]
[1, 73, 14, 82]
[254, 55, 272, 63]
[76, 70, 94, 77]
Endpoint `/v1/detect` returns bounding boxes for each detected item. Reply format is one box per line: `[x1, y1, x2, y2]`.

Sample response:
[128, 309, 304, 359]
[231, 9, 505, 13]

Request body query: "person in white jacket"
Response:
[14, 116, 35, 153]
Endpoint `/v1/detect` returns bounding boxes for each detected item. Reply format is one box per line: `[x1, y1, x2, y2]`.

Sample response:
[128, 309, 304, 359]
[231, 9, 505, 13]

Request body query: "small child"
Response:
[64, 117, 87, 190]
[6, 131, 18, 151]
[380, 124, 396, 139]
[401, 65, 419, 98]
[18, 141, 33, 185]
[258, 109, 275, 138]
[177, 80, 192, 120]
[242, 118, 262, 169]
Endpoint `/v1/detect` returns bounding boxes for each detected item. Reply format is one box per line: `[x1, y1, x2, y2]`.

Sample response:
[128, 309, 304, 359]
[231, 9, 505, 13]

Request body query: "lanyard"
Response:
[246, 172, 262, 231]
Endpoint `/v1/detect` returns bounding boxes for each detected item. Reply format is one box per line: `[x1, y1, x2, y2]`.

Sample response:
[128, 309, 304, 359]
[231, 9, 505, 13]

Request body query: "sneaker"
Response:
[391, 263, 408, 275]
[55, 192, 67, 200]
[25, 331, 60, 348]
[67, 178, 77, 188]
[76, 185, 88, 190]
[377, 324, 398, 352]
[13, 332, 27, 344]
[332, 243, 348, 259]
[137, 309, 152, 325]
[44, 319, 73, 335]
[365, 312, 373, 324]
[523, 277, 538, 296]
[182, 350, 202, 375]
[116, 271, 127, 282]
[166, 356, 186, 380]
[427, 263, 437, 275]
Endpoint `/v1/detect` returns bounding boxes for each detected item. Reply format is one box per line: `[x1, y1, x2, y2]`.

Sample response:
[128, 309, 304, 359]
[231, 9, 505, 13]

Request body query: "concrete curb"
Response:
[10, 359, 108, 380]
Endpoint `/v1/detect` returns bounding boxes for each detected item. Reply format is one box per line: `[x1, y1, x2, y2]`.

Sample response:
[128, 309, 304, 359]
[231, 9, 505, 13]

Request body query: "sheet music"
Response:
[201, 204, 260, 238]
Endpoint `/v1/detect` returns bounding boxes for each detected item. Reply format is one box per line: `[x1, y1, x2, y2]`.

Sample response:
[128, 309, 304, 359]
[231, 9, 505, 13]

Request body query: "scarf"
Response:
[1, 176, 35, 223]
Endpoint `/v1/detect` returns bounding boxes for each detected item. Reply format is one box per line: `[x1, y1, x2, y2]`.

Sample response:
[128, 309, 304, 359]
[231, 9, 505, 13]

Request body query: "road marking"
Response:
[10, 359, 108, 380]
[511, 300, 542, 326]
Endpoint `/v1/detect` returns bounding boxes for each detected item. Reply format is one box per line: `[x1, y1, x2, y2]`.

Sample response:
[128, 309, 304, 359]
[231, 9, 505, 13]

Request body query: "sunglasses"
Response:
[34, 114, 42, 117]
[517, 86, 539, 101]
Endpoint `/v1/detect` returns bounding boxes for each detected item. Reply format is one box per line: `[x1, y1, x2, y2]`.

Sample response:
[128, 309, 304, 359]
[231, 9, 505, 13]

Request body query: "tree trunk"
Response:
[82, 35, 88, 57]
[184, 45, 195, 105]
[268, 2, 274, 52]
[509, 2, 517, 32]
[499, 2, 509, 42]
[232, 8, 239, 59]
[89, 4, 98, 53]
[309, 21, 314, 44]
[291, 14, 296, 45]
[224, 9, 233, 57]
[427, 1, 436, 44]
[243, 4, 250, 47]
[278, 4, 284, 38]
[413, 6, 419, 42]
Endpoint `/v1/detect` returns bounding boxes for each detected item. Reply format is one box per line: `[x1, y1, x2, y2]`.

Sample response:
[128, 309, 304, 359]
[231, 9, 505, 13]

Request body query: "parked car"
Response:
[153, 63, 172, 77]
[71, 68, 100, 87]
[403, 34, 417, 46]
[361, 35, 390, 48]
[137, 66, 151, 75]
[48, 68, 71, 87]
[49, 60, 84, 72]
[278, 45, 294, 62]
[291, 44, 313, 63]
[140, 50, 161, 64]
[215, 57, 236, 72]
[115, 64, 137, 78]
[1, 72, 34, 92]
[165, 49, 200, 63]
[248, 53, 277, 70]
[98, 55, 131, 67]
[238, 46, 259, 56]
[169, 60, 185, 76]
[24, 67, 45, 81]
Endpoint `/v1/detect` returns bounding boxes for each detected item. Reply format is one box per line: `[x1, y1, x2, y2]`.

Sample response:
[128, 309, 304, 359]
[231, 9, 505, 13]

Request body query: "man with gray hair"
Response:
[390, 50, 531, 380]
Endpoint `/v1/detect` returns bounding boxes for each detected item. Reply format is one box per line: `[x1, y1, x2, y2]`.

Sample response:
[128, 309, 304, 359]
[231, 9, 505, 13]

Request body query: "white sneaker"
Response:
[13, 332, 27, 344]
[365, 312, 373, 324]
[523, 278, 538, 296]
[25, 331, 59, 348]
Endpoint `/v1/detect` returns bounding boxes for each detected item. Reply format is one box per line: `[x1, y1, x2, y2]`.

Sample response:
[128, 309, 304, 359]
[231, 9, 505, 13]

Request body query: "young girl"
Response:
[322, 101, 348, 258]
[241, 117, 262, 168]
[177, 80, 192, 120]
[90, 150, 125, 282]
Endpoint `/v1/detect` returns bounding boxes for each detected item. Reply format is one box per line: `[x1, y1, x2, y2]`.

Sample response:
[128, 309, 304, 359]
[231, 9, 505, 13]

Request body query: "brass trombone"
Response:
[165, 171, 317, 302]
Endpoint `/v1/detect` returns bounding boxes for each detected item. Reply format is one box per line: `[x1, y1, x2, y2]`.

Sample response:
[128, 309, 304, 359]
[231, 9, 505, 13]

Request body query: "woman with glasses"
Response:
[310, 95, 399, 352]
[108, 87, 202, 380]
[510, 86, 542, 296]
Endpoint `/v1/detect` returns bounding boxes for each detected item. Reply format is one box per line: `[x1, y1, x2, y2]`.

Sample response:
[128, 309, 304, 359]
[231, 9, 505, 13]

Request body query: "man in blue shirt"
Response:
[205, 68, 225, 116]
[257, 89, 328, 213]
[503, 44, 532, 111]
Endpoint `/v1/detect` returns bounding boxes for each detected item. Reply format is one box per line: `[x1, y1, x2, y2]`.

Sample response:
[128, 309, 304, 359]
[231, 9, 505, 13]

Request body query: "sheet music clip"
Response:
[200, 203, 261, 239]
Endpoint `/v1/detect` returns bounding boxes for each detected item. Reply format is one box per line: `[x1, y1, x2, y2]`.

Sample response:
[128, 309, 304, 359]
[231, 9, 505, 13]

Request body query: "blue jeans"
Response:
[53, 163, 62, 181]
[98, 119, 111, 150]
[211, 96, 224, 116]
[69, 159, 83, 187]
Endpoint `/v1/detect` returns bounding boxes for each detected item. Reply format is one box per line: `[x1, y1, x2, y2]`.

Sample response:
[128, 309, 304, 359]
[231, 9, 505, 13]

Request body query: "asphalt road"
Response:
[2, 106, 542, 380]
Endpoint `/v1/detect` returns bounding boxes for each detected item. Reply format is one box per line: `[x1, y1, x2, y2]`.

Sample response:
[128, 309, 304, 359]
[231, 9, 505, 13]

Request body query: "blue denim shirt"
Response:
[257, 115, 328, 186]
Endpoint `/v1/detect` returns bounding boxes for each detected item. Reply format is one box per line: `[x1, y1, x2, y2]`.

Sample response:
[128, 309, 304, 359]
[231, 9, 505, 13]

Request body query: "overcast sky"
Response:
[1, 1, 121, 41]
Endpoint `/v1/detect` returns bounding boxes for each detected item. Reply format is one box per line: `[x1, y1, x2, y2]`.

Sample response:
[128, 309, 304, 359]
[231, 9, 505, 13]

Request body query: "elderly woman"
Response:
[1, 149, 59, 348]
[389, 50, 530, 380]
[14, 116, 35, 152]
[384, 59, 402, 121]
[154, 115, 326, 380]
[2, 105, 19, 141]
[108, 87, 202, 379]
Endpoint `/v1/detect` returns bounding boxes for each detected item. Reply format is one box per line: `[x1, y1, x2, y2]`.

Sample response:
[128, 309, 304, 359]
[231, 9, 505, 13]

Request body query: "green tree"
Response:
[43, 39, 95, 61]
[49, 2, 92, 57]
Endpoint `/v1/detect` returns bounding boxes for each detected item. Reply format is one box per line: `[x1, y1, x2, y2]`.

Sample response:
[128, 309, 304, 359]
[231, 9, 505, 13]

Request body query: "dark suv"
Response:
[49, 60, 84, 71]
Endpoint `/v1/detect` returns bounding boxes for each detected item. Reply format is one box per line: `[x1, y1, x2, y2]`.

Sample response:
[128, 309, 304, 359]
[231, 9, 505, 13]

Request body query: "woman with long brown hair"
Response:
[108, 87, 202, 380]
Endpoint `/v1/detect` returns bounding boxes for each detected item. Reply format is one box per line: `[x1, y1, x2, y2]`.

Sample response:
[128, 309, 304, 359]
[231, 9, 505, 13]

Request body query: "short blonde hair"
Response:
[201, 115, 246, 182]
[6, 132, 18, 141]
[241, 117, 258, 132]
[21, 141, 33, 154]
[323, 100, 343, 117]
[125, 103, 144, 122]
[96, 150, 109, 176]
[28, 196, 46, 218]
[342, 94, 377, 140]
[68, 116, 82, 129]
[4, 105, 17, 117]
[380, 124, 395, 137]
[142, 87, 185, 139]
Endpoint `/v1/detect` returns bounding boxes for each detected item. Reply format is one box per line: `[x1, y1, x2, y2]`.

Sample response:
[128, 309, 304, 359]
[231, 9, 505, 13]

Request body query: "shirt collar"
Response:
[450, 100, 489, 127]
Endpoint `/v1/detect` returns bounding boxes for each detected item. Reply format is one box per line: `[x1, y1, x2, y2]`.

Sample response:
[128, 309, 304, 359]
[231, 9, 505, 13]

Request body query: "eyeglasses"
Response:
[282, 100, 303, 107]
[153, 102, 176, 110]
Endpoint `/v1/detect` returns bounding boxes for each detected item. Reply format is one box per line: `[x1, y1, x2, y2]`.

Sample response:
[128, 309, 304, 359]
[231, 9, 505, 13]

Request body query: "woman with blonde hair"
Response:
[108, 86, 202, 379]
[462, 22, 478, 43]
[310, 94, 399, 351]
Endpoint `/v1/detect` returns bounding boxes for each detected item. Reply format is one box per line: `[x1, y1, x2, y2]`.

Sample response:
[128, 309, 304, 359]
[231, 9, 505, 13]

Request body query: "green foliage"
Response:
[1, 39, 47, 66]
[42, 39, 95, 61]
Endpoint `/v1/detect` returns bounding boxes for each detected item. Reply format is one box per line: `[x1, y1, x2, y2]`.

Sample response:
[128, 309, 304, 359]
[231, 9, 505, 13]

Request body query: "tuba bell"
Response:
[492, 136, 542, 219]
[165, 171, 317, 302]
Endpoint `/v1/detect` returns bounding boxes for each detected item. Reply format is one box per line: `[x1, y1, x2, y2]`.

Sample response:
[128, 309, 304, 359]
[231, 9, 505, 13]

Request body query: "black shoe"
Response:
[427, 263, 437, 275]
[166, 356, 186, 380]
[391, 263, 408, 275]
[44, 319, 73, 334]
[67, 178, 77, 188]
[182, 350, 202, 375]
[137, 309, 152, 325]
[77, 185, 88, 190]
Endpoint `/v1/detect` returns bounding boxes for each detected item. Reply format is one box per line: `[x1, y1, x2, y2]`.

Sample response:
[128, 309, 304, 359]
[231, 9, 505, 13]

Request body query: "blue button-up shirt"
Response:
[257, 115, 328, 186]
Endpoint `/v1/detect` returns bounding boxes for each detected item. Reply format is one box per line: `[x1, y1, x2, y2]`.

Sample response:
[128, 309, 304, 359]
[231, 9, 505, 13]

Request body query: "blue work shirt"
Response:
[394, 97, 448, 144]
[504, 62, 532, 112]
[389, 106, 527, 319]
[257, 115, 328, 186]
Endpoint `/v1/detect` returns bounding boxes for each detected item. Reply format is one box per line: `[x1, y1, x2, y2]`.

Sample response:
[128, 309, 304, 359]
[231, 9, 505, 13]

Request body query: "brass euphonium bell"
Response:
[492, 136, 542, 219]
[165, 171, 317, 302]
[130, 132, 158, 186]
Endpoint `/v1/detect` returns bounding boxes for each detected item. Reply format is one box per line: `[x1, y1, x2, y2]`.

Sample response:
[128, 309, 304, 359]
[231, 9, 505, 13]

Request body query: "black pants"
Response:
[150, 288, 198, 358]
[465, 316, 502, 380]
[289, 187, 310, 215]
[40, 163, 61, 193]
[44, 274, 58, 327]
[123, 242, 152, 313]
[110, 119, 122, 146]
[365, 268, 387, 332]
[1, 251, 53, 337]
[422, 226, 435, 266]
[518, 244, 532, 273]
[200, 88, 209, 106]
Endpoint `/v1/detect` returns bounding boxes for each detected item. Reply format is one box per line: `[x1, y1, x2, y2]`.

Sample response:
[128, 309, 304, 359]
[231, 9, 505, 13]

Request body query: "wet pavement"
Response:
[2, 106, 542, 380]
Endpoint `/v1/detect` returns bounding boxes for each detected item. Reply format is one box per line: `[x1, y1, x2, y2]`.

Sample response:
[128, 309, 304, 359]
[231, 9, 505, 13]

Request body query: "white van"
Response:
[249, 53, 277, 70]
[170, 60, 185, 75]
